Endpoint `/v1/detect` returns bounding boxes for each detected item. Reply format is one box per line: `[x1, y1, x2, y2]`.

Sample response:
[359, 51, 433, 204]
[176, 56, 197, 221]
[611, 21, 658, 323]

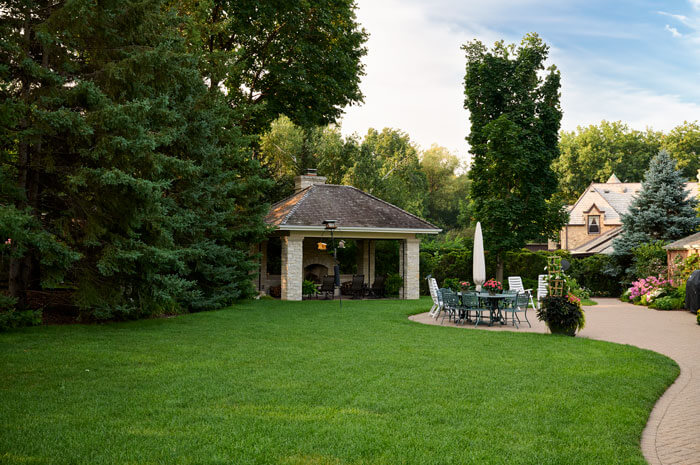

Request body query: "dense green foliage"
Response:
[554, 122, 662, 203]
[631, 241, 668, 280]
[569, 254, 622, 297]
[420, 145, 471, 230]
[1, 0, 270, 318]
[613, 151, 699, 259]
[1, 0, 368, 320]
[649, 296, 685, 311]
[463, 34, 566, 277]
[384, 273, 403, 296]
[173, 0, 368, 135]
[0, 297, 678, 464]
[259, 117, 468, 227]
[0, 293, 41, 331]
[555, 120, 700, 204]
[420, 236, 568, 294]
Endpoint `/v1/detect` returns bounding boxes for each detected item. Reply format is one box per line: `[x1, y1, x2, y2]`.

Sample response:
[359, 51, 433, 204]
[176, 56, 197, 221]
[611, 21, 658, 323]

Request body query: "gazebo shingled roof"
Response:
[265, 184, 440, 232]
[665, 232, 700, 250]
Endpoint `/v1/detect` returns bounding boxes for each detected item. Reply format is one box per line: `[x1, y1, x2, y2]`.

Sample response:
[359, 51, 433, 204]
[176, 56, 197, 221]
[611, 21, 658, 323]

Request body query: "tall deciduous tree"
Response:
[420, 145, 470, 230]
[661, 121, 700, 182]
[613, 150, 699, 257]
[351, 128, 428, 217]
[554, 121, 662, 203]
[463, 34, 566, 279]
[172, 0, 368, 135]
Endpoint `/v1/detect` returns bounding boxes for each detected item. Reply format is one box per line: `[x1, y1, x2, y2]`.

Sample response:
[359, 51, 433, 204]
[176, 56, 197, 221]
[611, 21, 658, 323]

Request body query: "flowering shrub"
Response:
[483, 279, 503, 293]
[460, 281, 470, 290]
[566, 293, 581, 306]
[628, 275, 669, 304]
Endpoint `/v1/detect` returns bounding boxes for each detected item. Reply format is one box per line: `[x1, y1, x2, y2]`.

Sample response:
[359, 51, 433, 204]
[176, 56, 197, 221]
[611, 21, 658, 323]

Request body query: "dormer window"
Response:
[587, 215, 600, 234]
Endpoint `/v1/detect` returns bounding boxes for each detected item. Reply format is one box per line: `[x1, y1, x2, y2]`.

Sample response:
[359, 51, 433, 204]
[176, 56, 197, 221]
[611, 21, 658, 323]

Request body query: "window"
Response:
[587, 215, 600, 234]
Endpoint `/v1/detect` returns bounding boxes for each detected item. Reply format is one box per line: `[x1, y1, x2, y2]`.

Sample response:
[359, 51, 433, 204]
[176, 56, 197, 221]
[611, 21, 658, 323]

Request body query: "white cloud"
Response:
[658, 11, 689, 24]
[340, 0, 476, 162]
[665, 24, 682, 37]
[341, 0, 700, 166]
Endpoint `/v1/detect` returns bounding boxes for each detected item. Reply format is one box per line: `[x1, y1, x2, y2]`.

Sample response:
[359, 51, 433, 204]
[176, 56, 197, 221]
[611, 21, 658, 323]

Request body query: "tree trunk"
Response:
[9, 26, 47, 308]
[496, 256, 504, 283]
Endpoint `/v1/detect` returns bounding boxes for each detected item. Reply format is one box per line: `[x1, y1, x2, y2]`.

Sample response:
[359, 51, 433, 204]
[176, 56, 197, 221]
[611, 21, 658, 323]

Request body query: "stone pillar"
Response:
[356, 240, 371, 284]
[368, 240, 376, 285]
[404, 237, 420, 300]
[281, 235, 303, 301]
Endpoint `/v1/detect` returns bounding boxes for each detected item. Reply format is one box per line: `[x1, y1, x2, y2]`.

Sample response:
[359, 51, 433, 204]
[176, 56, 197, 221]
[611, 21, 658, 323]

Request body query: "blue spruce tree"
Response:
[613, 150, 699, 257]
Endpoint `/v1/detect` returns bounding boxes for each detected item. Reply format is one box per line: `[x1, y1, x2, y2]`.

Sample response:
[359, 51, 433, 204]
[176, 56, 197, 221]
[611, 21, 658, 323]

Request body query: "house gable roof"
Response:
[570, 226, 623, 255]
[265, 184, 440, 233]
[567, 177, 699, 226]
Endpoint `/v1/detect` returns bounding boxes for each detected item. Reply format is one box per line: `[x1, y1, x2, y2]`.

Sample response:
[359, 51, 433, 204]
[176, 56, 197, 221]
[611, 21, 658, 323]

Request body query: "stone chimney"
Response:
[295, 168, 326, 192]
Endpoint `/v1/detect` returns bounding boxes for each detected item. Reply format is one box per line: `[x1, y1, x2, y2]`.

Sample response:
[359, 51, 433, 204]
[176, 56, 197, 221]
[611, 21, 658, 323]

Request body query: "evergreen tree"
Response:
[1, 0, 268, 317]
[613, 150, 700, 257]
[0, 0, 83, 308]
[463, 34, 566, 279]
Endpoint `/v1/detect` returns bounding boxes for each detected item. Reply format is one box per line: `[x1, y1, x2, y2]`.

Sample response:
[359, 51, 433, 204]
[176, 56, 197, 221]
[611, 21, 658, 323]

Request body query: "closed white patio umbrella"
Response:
[473, 222, 486, 291]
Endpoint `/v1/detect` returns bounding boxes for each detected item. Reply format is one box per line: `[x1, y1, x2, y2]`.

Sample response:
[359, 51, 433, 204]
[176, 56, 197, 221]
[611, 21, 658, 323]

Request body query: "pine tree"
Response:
[613, 150, 700, 256]
[1, 0, 269, 317]
[0, 0, 83, 308]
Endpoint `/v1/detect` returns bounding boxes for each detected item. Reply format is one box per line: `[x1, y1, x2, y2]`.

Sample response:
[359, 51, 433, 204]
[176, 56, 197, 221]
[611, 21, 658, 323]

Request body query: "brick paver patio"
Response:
[410, 298, 700, 464]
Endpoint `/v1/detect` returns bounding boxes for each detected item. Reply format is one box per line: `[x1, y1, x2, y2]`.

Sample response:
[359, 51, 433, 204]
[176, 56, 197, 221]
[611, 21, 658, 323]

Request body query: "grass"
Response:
[0, 297, 677, 464]
[581, 298, 598, 306]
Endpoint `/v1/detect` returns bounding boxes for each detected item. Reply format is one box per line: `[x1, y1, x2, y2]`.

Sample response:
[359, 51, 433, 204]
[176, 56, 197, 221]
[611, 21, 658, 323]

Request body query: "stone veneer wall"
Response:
[281, 236, 303, 301]
[404, 238, 420, 299]
[302, 237, 337, 276]
[561, 223, 619, 250]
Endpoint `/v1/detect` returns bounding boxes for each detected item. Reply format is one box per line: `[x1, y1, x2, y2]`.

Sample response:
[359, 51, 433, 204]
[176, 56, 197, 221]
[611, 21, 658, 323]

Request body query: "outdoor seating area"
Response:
[428, 276, 532, 329]
[314, 274, 387, 299]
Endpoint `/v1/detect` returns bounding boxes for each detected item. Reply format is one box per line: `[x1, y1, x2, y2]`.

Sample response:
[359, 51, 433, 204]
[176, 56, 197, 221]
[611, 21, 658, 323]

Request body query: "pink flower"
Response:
[3, 238, 10, 245]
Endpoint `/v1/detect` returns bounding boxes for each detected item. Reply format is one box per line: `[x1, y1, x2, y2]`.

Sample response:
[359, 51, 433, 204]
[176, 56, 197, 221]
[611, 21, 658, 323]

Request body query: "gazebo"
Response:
[256, 173, 441, 300]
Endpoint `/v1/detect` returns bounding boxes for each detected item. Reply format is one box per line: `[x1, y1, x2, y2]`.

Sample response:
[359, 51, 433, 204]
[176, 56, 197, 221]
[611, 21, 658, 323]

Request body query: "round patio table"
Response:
[476, 292, 512, 326]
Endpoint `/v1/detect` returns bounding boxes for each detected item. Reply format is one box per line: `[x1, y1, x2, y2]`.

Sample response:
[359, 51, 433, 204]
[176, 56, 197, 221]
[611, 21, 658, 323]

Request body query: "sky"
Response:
[339, 0, 700, 164]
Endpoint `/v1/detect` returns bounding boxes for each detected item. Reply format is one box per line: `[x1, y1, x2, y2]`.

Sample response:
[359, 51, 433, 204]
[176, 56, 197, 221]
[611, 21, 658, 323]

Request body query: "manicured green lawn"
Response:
[0, 297, 677, 464]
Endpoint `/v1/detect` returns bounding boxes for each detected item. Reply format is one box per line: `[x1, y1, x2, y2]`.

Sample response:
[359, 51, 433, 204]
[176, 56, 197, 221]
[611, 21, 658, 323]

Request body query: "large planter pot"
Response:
[546, 322, 577, 336]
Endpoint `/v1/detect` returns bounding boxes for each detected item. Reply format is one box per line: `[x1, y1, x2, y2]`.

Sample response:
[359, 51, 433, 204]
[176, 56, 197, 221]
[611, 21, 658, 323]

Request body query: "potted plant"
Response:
[482, 278, 502, 295]
[537, 293, 586, 336]
[302, 280, 319, 299]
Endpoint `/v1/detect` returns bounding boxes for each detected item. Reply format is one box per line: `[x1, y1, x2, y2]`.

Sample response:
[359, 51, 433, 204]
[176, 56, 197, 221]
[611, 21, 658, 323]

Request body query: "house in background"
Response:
[554, 174, 699, 256]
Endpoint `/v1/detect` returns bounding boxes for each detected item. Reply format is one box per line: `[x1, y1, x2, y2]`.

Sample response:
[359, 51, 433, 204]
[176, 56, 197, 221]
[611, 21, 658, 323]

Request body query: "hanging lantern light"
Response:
[317, 242, 327, 251]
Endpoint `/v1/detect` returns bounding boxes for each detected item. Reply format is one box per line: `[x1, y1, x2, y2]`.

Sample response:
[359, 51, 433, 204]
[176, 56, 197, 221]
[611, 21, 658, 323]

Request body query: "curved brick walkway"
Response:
[410, 298, 700, 464]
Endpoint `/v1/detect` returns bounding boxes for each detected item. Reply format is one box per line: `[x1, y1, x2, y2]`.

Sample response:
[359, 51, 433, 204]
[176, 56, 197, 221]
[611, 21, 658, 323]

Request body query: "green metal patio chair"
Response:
[504, 292, 531, 329]
[460, 291, 481, 323]
[440, 288, 461, 324]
